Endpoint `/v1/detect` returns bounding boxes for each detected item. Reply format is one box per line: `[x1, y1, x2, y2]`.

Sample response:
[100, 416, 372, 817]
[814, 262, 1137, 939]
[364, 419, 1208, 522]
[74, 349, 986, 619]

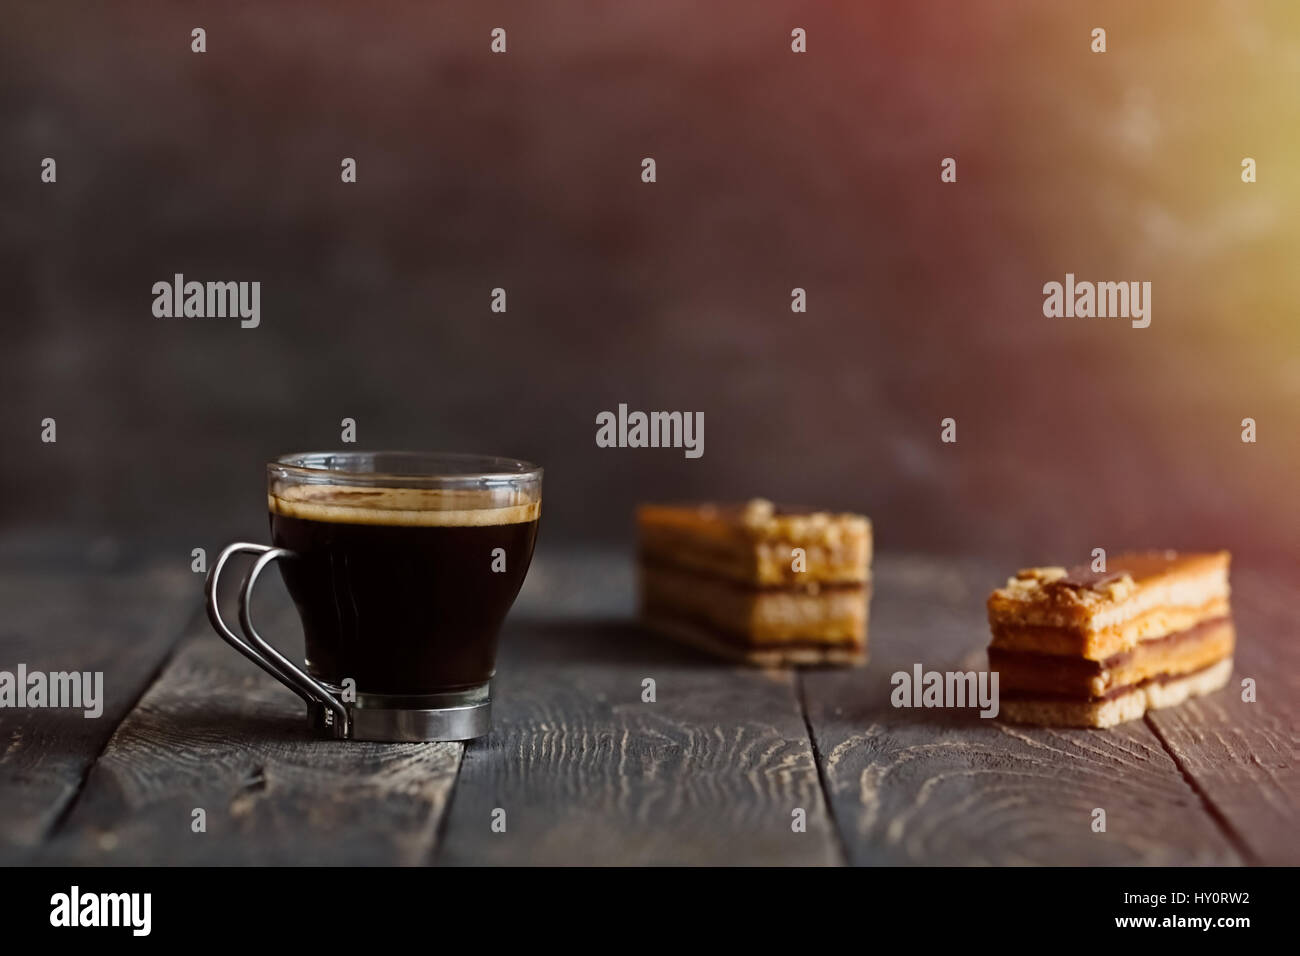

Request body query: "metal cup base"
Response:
[307, 683, 493, 742]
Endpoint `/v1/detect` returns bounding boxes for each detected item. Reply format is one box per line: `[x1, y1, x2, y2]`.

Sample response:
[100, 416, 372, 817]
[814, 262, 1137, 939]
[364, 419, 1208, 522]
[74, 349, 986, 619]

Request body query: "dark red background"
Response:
[2, 1, 1296, 570]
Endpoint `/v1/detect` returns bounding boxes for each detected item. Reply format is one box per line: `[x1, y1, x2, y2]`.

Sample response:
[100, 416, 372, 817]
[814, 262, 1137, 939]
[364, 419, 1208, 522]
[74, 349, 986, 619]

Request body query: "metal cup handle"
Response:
[204, 542, 350, 738]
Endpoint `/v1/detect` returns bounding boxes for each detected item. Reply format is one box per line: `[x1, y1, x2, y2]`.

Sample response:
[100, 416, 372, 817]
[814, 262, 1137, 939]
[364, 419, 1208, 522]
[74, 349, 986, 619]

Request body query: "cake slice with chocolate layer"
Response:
[637, 499, 871, 666]
[987, 552, 1234, 727]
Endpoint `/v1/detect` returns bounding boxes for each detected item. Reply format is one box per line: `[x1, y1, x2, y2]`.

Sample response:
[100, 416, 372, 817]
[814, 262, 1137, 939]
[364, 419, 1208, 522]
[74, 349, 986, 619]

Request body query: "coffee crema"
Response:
[269, 484, 540, 696]
[269, 483, 541, 526]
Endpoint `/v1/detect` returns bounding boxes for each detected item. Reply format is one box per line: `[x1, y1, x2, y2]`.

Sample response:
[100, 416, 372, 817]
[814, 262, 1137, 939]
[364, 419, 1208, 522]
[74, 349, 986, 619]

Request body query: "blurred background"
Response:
[2, 0, 1297, 570]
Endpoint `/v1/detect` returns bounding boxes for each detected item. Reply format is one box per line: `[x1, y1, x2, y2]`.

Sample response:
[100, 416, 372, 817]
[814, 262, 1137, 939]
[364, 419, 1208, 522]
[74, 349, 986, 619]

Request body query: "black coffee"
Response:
[269, 486, 539, 696]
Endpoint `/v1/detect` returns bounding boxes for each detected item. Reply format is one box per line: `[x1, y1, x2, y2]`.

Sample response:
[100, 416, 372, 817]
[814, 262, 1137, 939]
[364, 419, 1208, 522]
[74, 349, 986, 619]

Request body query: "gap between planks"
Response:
[1142, 713, 1260, 866]
[44, 603, 208, 842]
[427, 743, 467, 864]
[795, 671, 849, 867]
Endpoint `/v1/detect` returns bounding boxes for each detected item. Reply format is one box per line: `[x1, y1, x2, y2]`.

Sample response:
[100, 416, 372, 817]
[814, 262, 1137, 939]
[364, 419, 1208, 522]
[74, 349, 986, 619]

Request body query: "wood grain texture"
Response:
[1143, 566, 1300, 864]
[41, 596, 462, 865]
[436, 615, 839, 865]
[7, 549, 1293, 866]
[0, 565, 195, 862]
[800, 556, 1244, 866]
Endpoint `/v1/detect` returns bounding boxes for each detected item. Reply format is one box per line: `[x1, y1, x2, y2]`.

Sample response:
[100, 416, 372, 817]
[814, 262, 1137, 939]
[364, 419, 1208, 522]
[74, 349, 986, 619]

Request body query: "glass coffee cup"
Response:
[205, 451, 541, 741]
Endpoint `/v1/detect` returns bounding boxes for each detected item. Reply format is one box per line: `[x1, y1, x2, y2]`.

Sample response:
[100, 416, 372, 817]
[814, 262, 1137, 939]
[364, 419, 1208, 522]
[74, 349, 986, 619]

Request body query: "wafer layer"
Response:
[986, 551, 1234, 728]
[1000, 658, 1233, 729]
[988, 551, 1230, 659]
[643, 615, 868, 667]
[637, 499, 870, 588]
[641, 563, 869, 646]
[637, 499, 871, 666]
[990, 616, 1234, 699]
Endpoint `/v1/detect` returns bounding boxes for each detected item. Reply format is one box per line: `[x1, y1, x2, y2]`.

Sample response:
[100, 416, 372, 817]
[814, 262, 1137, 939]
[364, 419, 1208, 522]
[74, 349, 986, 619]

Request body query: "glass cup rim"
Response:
[268, 450, 542, 486]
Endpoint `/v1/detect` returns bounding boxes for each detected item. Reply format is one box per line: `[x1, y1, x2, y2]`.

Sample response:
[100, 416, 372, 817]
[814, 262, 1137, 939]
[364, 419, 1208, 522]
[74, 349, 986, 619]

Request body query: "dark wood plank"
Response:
[41, 594, 463, 865]
[1143, 566, 1300, 865]
[0, 565, 195, 863]
[801, 556, 1243, 866]
[437, 551, 839, 865]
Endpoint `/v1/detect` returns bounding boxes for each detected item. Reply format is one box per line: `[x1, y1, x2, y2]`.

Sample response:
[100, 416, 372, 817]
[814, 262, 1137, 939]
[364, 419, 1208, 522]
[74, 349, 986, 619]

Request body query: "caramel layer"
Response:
[638, 556, 867, 593]
[640, 564, 868, 645]
[643, 607, 868, 651]
[990, 597, 1229, 660]
[994, 618, 1234, 701]
[1000, 658, 1234, 728]
[1001, 658, 1227, 703]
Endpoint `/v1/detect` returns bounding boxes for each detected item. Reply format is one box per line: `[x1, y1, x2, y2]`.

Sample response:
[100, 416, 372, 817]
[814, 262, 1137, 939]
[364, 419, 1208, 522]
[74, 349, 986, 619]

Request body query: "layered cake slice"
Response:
[987, 552, 1234, 727]
[637, 499, 871, 666]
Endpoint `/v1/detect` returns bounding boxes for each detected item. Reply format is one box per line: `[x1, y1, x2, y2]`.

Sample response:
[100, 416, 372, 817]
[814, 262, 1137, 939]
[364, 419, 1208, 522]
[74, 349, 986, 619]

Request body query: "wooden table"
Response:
[2, 550, 1295, 866]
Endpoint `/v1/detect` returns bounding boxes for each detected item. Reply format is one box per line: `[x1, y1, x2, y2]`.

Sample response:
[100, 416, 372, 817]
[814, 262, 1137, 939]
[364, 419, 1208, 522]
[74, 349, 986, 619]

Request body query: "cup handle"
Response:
[205, 542, 351, 738]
